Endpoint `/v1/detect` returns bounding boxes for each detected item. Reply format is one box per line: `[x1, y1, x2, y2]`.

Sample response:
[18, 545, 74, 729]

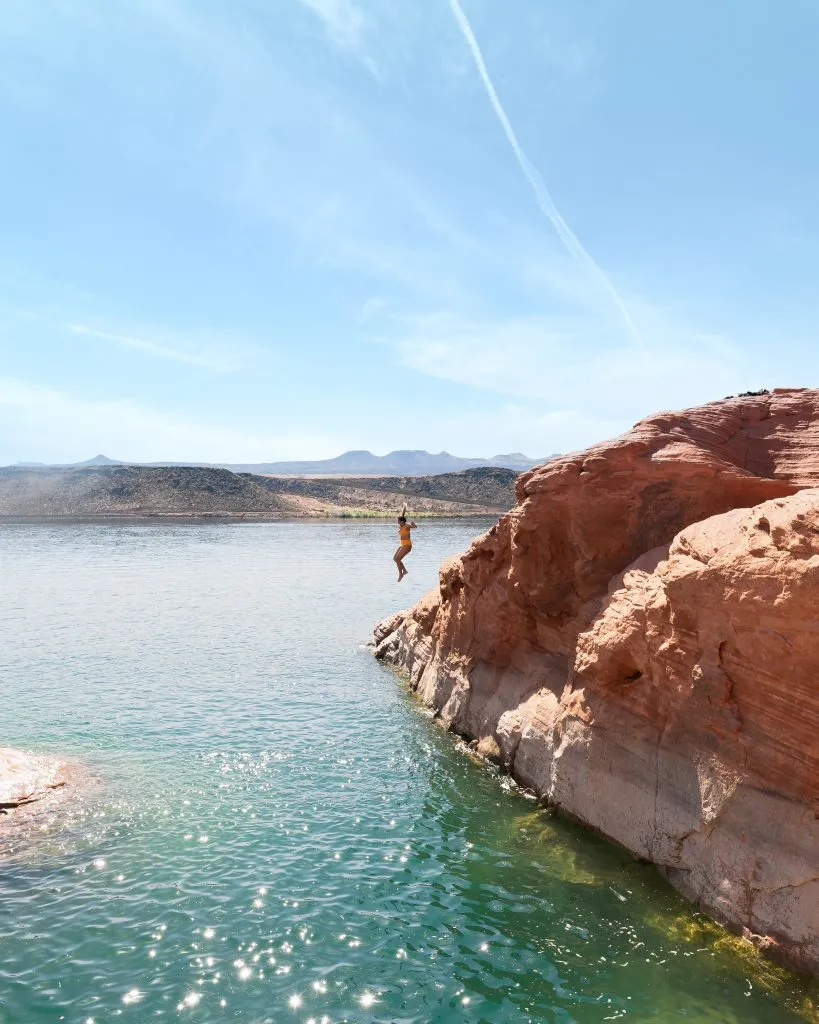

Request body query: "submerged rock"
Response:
[0, 747, 92, 859]
[0, 748, 68, 810]
[374, 388, 819, 975]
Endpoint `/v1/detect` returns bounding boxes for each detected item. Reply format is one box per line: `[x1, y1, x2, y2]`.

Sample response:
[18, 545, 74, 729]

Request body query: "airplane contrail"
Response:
[448, 0, 644, 347]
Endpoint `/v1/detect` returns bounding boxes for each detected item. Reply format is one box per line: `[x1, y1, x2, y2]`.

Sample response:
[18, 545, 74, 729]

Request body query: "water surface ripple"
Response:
[0, 522, 815, 1023]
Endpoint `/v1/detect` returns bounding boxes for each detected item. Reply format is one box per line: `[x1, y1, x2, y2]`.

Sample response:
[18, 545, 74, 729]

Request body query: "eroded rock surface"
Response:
[374, 389, 819, 974]
[0, 748, 68, 809]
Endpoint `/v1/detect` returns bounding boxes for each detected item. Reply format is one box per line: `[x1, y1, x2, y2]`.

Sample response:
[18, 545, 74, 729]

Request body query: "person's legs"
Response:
[394, 544, 410, 581]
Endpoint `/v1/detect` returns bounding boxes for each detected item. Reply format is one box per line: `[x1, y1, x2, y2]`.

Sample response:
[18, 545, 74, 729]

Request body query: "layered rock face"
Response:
[374, 389, 819, 974]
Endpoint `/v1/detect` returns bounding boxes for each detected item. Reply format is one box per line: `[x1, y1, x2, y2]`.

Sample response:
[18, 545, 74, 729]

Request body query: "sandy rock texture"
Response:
[0, 748, 67, 809]
[374, 389, 819, 974]
[0, 748, 91, 859]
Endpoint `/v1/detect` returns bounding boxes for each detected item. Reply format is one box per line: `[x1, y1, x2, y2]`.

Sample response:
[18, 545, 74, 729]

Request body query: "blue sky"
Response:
[1, 0, 818, 464]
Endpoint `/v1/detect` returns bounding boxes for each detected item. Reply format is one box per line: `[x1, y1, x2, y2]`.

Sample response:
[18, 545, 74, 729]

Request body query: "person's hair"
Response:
[398, 515, 406, 523]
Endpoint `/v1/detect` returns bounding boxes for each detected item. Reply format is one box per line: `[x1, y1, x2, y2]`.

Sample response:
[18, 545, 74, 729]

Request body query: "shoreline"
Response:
[0, 512, 500, 524]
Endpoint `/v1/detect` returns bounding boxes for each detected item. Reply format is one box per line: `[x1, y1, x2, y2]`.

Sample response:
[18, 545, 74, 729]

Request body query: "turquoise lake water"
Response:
[0, 521, 815, 1024]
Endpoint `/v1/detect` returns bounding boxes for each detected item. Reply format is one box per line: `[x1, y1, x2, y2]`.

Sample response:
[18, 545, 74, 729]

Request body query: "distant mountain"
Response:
[221, 450, 552, 476]
[5, 450, 554, 477]
[73, 454, 123, 467]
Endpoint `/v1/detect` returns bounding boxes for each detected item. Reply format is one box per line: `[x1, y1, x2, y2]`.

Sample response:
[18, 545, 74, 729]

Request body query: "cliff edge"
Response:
[374, 388, 819, 975]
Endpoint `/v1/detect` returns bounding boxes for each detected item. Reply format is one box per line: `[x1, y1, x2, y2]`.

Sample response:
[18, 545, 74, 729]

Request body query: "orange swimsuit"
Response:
[399, 524, 412, 547]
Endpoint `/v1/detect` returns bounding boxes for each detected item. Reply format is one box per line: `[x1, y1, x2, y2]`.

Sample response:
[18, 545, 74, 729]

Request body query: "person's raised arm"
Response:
[409, 521, 417, 529]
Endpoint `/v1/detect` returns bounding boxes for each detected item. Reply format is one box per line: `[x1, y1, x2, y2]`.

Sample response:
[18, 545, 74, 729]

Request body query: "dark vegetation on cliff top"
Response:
[0, 464, 518, 518]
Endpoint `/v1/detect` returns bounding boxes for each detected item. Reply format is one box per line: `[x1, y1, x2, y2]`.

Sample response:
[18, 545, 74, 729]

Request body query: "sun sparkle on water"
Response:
[0, 522, 814, 1024]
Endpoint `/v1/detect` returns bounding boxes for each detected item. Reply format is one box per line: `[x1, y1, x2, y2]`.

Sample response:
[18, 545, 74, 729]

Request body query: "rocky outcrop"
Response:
[374, 389, 819, 975]
[0, 748, 89, 858]
[0, 748, 68, 809]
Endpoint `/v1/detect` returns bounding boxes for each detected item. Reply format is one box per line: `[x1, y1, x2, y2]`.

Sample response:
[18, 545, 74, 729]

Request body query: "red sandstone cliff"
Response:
[374, 388, 819, 974]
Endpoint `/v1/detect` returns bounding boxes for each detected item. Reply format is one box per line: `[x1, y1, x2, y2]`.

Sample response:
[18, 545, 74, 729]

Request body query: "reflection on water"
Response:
[0, 521, 815, 1023]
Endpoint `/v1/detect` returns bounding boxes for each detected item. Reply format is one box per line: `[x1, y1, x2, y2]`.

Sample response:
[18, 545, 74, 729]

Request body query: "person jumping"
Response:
[394, 513, 416, 582]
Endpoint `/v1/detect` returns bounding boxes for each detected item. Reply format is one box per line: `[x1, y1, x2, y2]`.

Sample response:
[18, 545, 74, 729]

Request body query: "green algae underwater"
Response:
[0, 520, 815, 1023]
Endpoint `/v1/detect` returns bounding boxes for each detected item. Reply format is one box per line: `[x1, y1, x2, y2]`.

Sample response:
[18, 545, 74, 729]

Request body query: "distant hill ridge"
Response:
[0, 464, 520, 518]
[10, 449, 553, 476]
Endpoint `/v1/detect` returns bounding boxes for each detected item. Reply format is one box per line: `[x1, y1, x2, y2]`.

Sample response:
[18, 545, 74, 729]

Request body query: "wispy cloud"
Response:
[66, 324, 238, 372]
[425, 403, 624, 459]
[4, 0, 792, 468]
[0, 375, 335, 464]
[296, 0, 365, 49]
[448, 0, 643, 347]
[388, 308, 754, 424]
[295, 0, 382, 73]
